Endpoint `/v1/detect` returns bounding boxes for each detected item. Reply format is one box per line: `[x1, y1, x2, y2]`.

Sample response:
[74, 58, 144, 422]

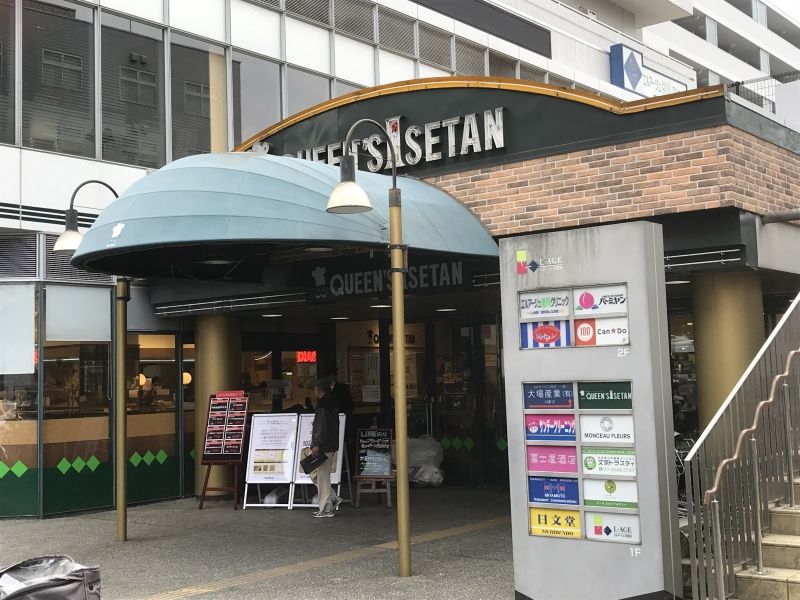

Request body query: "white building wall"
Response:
[0, 0, 704, 237]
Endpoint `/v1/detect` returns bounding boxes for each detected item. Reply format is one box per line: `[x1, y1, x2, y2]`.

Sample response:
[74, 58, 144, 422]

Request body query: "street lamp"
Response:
[54, 180, 119, 253]
[58, 180, 129, 543]
[326, 119, 412, 577]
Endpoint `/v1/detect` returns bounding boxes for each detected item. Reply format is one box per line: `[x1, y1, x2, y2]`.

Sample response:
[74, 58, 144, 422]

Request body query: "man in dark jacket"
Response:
[310, 377, 341, 517]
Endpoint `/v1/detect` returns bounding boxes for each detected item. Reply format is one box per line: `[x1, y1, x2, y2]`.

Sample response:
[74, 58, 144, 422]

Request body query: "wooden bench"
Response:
[353, 475, 394, 508]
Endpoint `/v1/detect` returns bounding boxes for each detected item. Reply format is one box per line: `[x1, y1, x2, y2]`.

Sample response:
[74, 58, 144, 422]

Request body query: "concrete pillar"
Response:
[209, 52, 228, 153]
[195, 314, 241, 494]
[693, 271, 765, 428]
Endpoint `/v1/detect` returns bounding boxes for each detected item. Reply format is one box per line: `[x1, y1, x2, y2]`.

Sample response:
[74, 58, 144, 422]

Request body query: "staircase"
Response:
[735, 499, 800, 599]
[684, 292, 800, 600]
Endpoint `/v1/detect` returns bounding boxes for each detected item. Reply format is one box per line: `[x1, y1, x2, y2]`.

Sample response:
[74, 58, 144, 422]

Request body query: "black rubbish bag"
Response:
[0, 555, 100, 600]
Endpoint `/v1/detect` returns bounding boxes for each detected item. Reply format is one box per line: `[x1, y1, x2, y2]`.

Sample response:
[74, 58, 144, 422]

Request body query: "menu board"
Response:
[245, 413, 299, 483]
[356, 428, 392, 477]
[524, 376, 639, 543]
[202, 391, 249, 463]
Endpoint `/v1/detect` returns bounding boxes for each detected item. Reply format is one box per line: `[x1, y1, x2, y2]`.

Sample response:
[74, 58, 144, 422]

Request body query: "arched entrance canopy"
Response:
[70, 152, 498, 280]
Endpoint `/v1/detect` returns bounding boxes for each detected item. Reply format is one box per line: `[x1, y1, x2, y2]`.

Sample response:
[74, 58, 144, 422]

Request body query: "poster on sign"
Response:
[529, 507, 582, 538]
[525, 414, 576, 442]
[520, 320, 572, 349]
[245, 413, 298, 483]
[583, 479, 639, 509]
[574, 317, 630, 347]
[527, 445, 578, 474]
[294, 413, 347, 485]
[573, 284, 628, 317]
[528, 476, 579, 506]
[523, 382, 574, 409]
[582, 447, 637, 477]
[519, 290, 570, 320]
[585, 512, 641, 544]
[579, 414, 635, 444]
[202, 391, 249, 463]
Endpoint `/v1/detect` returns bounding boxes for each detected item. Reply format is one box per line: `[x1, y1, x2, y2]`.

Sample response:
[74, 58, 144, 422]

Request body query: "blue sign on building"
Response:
[523, 382, 574, 409]
[528, 476, 580, 506]
[609, 43, 687, 98]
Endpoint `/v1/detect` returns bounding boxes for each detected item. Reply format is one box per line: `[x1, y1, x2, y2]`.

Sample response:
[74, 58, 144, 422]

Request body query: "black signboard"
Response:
[357, 428, 392, 477]
[202, 391, 249, 464]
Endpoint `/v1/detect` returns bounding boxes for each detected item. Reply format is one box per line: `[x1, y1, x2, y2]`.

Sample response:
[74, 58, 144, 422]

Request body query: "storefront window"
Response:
[0, 284, 39, 517]
[42, 284, 111, 515]
[171, 33, 227, 158]
[286, 66, 330, 116]
[125, 334, 179, 502]
[182, 342, 195, 496]
[231, 51, 281, 147]
[22, 0, 96, 157]
[0, 0, 14, 144]
[101, 14, 166, 168]
[334, 80, 361, 97]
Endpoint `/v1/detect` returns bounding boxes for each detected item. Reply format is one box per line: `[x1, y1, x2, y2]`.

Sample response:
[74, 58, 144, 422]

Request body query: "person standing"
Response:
[310, 377, 341, 518]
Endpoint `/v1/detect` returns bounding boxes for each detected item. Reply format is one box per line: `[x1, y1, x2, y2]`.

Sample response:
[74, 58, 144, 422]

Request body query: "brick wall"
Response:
[427, 125, 800, 237]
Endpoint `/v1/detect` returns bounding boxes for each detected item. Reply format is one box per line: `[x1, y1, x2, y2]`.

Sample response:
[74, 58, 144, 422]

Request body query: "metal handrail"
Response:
[704, 350, 800, 505]
[684, 291, 800, 600]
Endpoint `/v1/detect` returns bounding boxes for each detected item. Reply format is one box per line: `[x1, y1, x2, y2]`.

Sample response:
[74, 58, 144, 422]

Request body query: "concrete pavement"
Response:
[0, 486, 514, 599]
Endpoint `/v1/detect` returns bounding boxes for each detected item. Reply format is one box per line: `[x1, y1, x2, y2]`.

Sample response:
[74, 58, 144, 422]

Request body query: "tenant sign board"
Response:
[582, 447, 637, 477]
[523, 382, 575, 409]
[525, 414, 576, 442]
[520, 320, 572, 348]
[519, 290, 571, 320]
[585, 512, 642, 544]
[529, 477, 580, 506]
[574, 317, 630, 347]
[583, 479, 639, 509]
[573, 284, 628, 317]
[578, 381, 632, 410]
[529, 507, 582, 538]
[579, 415, 635, 444]
[527, 445, 578, 474]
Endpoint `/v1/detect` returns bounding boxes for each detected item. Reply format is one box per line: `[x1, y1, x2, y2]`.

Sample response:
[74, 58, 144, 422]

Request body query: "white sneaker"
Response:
[313, 510, 334, 518]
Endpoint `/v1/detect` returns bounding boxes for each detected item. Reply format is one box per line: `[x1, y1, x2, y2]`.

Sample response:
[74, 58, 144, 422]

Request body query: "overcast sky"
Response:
[769, 0, 800, 23]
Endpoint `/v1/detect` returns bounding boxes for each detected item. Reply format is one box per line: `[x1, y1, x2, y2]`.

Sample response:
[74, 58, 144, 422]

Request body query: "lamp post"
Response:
[326, 119, 412, 577]
[56, 180, 130, 543]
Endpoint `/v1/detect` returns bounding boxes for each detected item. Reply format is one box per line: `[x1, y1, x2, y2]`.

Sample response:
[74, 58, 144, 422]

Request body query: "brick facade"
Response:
[427, 125, 800, 237]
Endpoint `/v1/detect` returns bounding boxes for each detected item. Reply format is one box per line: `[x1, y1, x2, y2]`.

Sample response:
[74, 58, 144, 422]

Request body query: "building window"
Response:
[41, 49, 83, 91]
[171, 33, 228, 158]
[119, 66, 157, 106]
[184, 81, 211, 118]
[286, 66, 330, 116]
[232, 51, 281, 147]
[0, 0, 13, 145]
[102, 14, 166, 168]
[22, 0, 96, 158]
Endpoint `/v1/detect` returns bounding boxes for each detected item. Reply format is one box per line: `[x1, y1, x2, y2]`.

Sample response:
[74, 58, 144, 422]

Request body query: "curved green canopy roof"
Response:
[71, 153, 498, 280]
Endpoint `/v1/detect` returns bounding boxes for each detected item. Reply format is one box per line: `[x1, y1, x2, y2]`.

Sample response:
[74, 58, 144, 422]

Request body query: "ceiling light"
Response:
[436, 308, 458, 312]
[331, 316, 350, 320]
[371, 304, 392, 308]
[306, 246, 333, 253]
[198, 258, 235, 266]
[665, 280, 691, 285]
[262, 314, 282, 318]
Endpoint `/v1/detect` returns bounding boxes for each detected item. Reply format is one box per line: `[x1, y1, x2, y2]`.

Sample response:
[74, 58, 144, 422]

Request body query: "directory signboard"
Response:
[500, 222, 679, 600]
[202, 391, 249, 463]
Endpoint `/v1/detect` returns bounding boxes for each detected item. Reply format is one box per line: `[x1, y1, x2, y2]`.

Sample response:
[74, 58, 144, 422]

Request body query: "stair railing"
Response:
[685, 292, 800, 600]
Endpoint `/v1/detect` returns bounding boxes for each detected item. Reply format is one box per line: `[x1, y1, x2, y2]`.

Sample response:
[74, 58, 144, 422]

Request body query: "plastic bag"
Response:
[0, 556, 100, 600]
[410, 464, 444, 486]
[406, 435, 444, 468]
